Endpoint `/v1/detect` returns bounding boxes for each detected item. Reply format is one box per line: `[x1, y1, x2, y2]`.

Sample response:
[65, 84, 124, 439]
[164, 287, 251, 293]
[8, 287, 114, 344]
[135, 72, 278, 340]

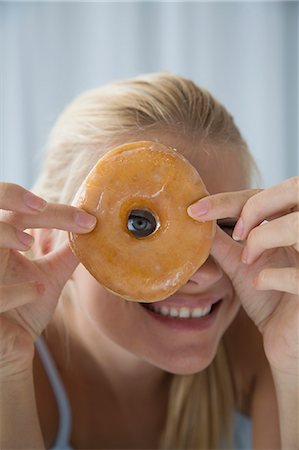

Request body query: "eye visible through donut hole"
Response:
[127, 209, 158, 238]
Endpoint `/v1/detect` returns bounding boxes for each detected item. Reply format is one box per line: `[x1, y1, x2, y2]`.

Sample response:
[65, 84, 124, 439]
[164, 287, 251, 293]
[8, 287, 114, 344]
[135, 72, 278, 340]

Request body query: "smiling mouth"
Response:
[139, 299, 222, 319]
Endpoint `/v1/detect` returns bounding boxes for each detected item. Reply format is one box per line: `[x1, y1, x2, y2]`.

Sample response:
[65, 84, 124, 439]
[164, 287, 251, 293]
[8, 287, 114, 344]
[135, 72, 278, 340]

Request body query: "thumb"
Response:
[38, 240, 80, 291]
[210, 226, 246, 281]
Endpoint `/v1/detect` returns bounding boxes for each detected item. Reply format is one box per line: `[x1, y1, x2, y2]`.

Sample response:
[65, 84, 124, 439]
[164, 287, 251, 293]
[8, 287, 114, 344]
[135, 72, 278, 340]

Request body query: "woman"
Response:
[1, 73, 298, 449]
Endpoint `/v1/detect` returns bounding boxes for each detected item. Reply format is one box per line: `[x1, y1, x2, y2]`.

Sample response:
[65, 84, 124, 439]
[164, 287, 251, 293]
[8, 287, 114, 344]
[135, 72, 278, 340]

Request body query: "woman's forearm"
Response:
[271, 367, 299, 449]
[0, 369, 45, 449]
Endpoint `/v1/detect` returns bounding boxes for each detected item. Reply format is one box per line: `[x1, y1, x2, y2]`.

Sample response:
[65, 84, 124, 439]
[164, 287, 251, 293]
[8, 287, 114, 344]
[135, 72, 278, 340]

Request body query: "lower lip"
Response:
[140, 300, 223, 331]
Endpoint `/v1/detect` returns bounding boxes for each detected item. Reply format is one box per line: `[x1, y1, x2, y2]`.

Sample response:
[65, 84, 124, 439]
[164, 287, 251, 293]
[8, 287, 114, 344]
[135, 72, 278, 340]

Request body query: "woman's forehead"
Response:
[188, 147, 248, 194]
[143, 132, 249, 194]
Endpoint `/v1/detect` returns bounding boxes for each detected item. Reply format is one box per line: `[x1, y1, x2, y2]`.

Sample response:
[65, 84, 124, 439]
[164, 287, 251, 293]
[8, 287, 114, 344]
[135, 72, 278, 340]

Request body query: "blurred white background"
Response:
[1, 1, 298, 189]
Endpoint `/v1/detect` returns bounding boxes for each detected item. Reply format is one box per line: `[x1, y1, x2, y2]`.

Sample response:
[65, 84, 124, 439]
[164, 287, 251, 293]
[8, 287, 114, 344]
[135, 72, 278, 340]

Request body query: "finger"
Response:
[209, 225, 245, 281]
[187, 189, 261, 221]
[0, 281, 43, 312]
[0, 222, 34, 251]
[254, 268, 299, 295]
[187, 177, 299, 241]
[233, 176, 299, 241]
[38, 240, 80, 291]
[3, 203, 97, 234]
[242, 212, 299, 264]
[0, 183, 47, 213]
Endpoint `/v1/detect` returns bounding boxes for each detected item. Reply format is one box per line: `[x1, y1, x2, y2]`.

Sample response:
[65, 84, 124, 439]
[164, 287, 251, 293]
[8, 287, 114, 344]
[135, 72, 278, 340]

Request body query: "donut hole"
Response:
[127, 209, 160, 238]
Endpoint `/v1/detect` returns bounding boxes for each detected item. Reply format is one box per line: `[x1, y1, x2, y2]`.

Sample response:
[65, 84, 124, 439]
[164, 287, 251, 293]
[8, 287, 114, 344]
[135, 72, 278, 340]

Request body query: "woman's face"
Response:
[71, 134, 248, 375]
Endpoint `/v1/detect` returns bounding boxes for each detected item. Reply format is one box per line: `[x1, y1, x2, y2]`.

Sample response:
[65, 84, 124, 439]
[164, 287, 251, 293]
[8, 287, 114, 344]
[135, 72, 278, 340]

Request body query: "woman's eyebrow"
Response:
[216, 218, 238, 227]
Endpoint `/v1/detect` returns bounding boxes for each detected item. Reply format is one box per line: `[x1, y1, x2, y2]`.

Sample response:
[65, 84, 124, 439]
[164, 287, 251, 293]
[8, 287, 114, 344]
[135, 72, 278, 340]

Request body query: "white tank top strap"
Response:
[35, 336, 73, 450]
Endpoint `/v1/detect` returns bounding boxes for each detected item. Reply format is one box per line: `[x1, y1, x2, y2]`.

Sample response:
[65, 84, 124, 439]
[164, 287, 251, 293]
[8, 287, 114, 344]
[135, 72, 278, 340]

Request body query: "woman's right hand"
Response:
[0, 183, 97, 377]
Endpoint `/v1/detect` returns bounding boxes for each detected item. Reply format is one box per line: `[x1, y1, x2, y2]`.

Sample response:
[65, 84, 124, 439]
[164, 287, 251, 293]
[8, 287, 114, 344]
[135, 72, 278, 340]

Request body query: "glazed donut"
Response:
[69, 141, 215, 302]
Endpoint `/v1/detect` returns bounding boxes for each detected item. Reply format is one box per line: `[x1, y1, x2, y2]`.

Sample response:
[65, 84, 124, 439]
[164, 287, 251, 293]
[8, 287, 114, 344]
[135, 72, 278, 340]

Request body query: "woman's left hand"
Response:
[188, 176, 299, 375]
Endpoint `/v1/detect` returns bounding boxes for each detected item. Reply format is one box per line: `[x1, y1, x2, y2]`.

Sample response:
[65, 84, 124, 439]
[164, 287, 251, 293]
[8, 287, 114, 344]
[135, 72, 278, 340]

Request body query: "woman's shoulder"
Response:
[223, 306, 269, 416]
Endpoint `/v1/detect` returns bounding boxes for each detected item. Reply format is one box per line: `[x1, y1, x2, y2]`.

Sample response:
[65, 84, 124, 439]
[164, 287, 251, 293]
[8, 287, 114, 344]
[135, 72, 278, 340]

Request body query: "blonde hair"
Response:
[33, 73, 258, 449]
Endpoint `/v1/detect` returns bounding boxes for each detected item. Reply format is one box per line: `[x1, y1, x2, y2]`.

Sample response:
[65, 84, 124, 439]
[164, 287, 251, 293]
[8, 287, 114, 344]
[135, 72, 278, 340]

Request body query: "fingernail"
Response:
[233, 218, 244, 241]
[24, 192, 47, 211]
[17, 230, 34, 247]
[187, 200, 209, 218]
[75, 211, 97, 229]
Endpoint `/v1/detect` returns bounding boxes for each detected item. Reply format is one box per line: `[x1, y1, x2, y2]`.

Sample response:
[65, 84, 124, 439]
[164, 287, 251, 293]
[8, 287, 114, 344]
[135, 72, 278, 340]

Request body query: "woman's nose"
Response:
[188, 256, 224, 289]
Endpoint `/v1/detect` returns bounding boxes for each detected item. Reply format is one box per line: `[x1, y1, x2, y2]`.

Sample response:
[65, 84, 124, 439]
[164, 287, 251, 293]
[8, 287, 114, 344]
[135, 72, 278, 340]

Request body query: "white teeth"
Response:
[192, 306, 212, 318]
[179, 307, 190, 318]
[160, 306, 169, 316]
[149, 304, 212, 319]
[169, 307, 179, 317]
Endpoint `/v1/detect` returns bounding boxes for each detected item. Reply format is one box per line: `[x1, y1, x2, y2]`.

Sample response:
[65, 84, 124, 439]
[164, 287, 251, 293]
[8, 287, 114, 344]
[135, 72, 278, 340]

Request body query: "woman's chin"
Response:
[147, 343, 219, 376]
